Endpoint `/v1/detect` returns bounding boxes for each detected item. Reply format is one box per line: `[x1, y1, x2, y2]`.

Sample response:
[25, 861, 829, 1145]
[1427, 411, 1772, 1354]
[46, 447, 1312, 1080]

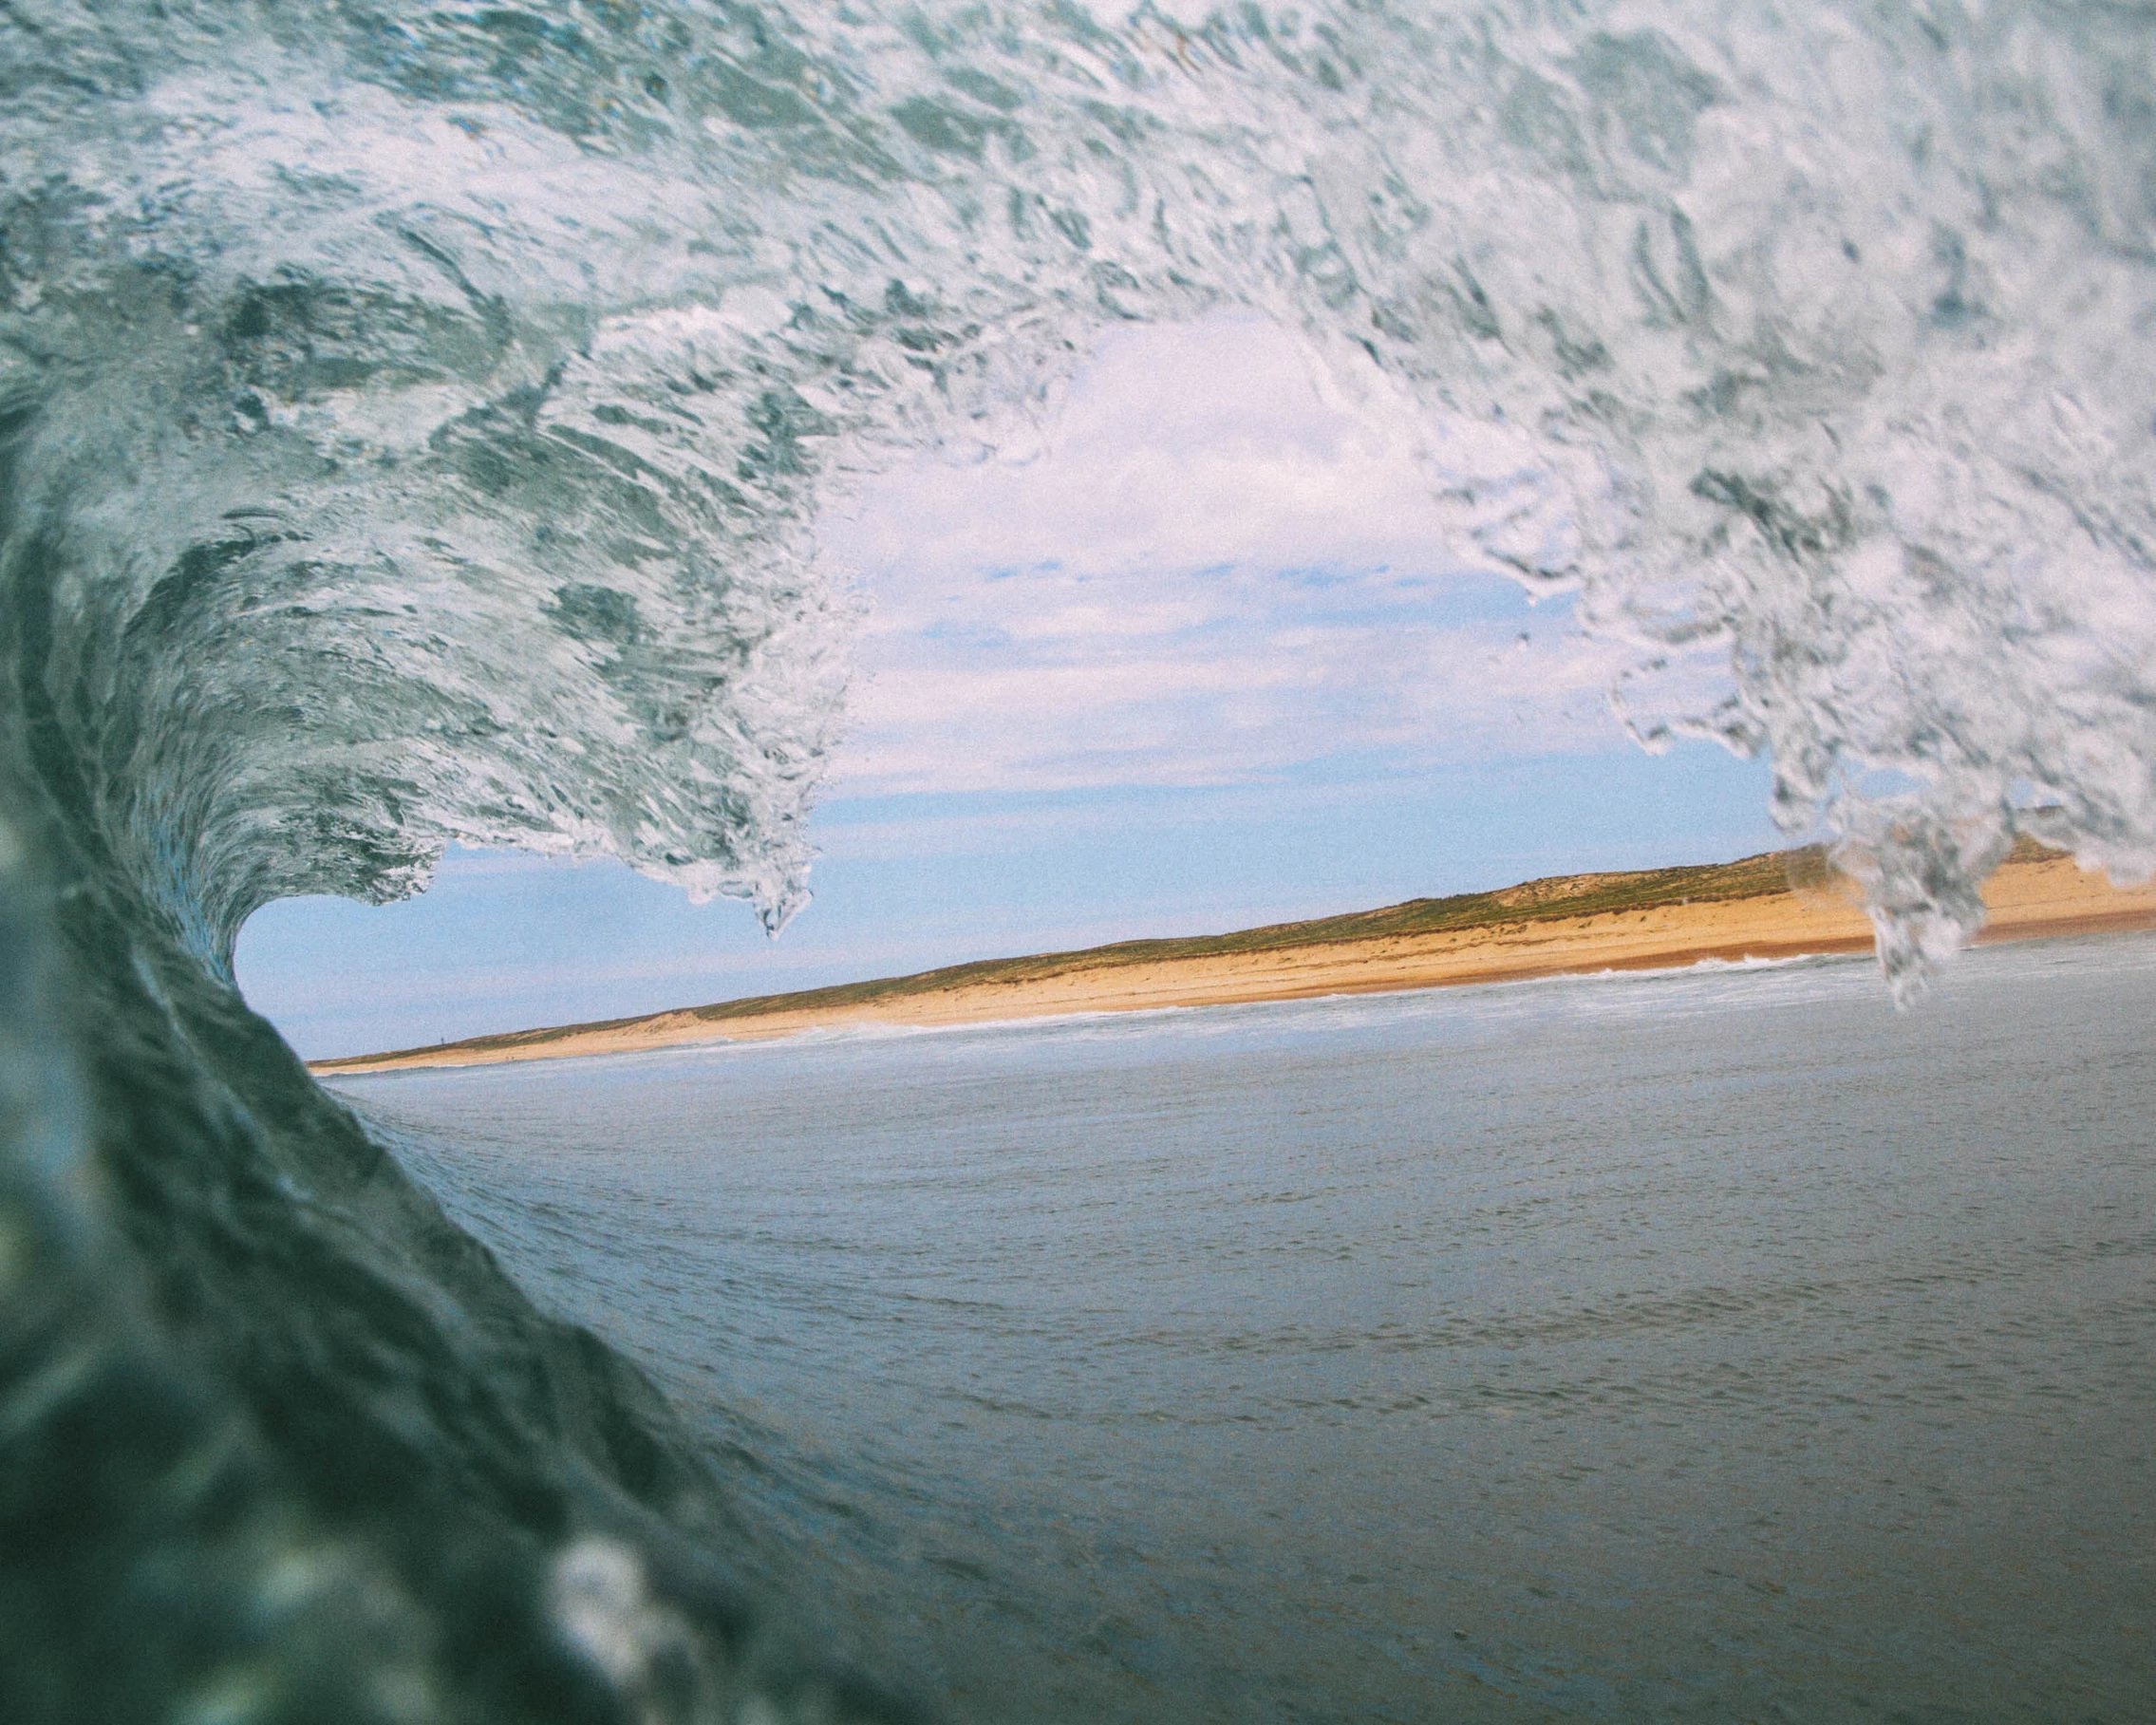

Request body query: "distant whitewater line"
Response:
[314, 838, 2156, 1075]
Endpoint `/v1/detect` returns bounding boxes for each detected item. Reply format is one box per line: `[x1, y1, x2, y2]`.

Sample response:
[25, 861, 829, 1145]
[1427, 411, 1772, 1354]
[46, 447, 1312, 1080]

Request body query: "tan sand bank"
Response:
[312, 839, 2156, 1076]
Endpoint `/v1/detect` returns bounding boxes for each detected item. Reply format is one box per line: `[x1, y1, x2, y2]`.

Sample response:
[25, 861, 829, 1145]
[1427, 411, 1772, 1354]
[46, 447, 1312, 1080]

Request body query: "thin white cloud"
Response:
[835, 586, 1670, 795]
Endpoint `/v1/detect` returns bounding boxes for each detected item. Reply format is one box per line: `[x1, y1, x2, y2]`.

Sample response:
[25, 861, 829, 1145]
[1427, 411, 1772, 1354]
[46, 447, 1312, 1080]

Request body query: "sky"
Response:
[236, 312, 1786, 1059]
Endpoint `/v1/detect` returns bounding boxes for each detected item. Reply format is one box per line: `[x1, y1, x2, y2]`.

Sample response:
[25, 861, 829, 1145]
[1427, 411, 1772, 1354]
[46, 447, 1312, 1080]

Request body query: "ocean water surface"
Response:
[337, 937, 2156, 1722]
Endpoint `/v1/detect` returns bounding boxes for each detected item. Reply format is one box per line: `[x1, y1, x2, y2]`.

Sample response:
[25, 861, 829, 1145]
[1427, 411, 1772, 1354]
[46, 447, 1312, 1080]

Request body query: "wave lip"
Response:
[7, 1, 2155, 990]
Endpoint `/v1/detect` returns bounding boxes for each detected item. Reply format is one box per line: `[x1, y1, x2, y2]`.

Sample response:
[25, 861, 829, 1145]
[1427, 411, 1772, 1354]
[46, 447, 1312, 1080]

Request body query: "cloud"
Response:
[822, 312, 1465, 584]
[817, 310, 1721, 799]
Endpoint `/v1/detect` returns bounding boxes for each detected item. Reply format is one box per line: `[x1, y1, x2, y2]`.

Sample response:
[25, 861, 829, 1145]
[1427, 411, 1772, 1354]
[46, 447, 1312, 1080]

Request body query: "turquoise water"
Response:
[338, 937, 2156, 1723]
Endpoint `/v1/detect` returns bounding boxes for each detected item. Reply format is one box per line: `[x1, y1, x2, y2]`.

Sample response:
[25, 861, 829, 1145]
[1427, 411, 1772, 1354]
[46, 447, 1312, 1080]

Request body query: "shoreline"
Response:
[310, 842, 2156, 1076]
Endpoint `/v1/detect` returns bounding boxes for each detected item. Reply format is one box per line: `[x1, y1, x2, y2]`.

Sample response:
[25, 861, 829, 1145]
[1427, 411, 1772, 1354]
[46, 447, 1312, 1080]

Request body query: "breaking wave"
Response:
[1, 0, 2152, 1717]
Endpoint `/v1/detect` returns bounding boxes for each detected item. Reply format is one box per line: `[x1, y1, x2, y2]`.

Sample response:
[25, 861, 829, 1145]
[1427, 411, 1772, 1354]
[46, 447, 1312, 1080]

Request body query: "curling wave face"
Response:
[0, 1, 2153, 1718]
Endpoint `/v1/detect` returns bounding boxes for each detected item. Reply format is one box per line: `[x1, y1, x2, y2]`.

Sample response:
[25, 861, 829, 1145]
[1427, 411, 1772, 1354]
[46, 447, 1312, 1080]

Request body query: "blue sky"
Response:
[237, 313, 1785, 1059]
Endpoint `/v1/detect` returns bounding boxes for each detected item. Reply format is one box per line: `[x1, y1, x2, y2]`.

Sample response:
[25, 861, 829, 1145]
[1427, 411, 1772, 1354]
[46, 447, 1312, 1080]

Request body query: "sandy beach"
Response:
[313, 843, 2156, 1076]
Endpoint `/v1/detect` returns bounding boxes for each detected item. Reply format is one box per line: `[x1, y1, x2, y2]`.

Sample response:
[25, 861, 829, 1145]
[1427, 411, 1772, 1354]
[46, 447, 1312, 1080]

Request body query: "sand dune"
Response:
[313, 841, 2156, 1075]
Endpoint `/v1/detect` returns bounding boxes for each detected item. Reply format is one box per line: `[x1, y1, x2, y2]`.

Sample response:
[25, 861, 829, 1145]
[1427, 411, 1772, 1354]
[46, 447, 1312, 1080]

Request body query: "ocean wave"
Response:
[3, 1, 2154, 1717]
